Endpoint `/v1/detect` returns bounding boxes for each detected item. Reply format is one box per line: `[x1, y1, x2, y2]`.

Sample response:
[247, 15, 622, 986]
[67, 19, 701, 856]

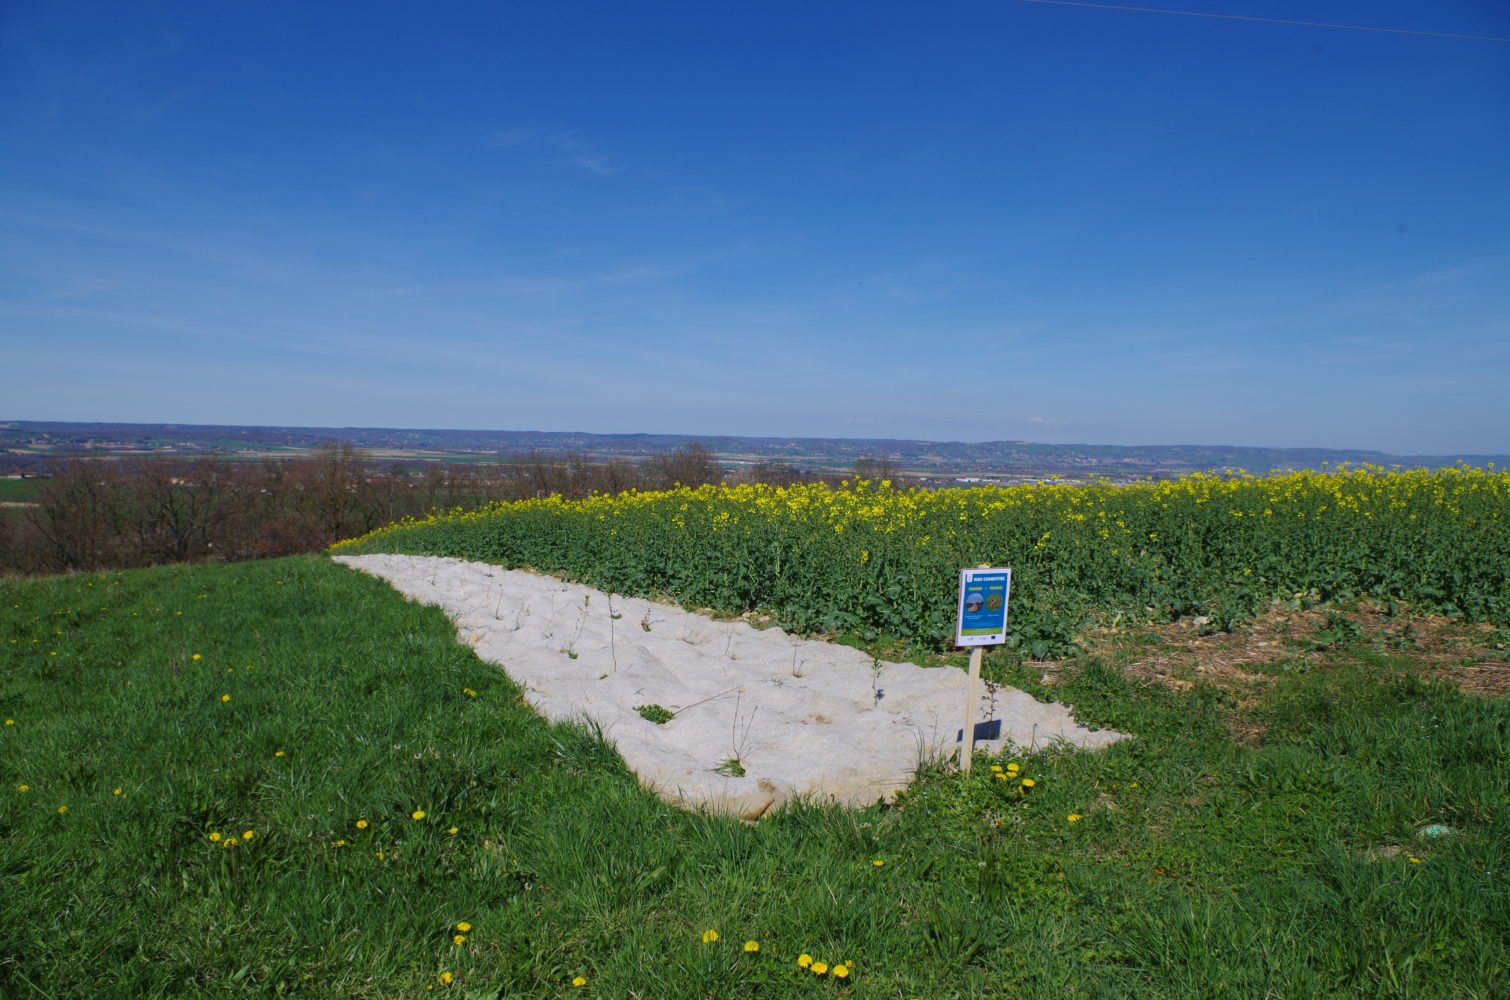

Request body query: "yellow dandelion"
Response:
[113, 788, 123, 796]
[356, 819, 368, 829]
[1408, 856, 1422, 864]
[1020, 777, 1036, 788]
[993, 771, 1008, 781]
[192, 654, 201, 661]
[798, 954, 813, 969]
[439, 971, 453, 985]
[4, 719, 13, 726]
[242, 830, 254, 841]
[448, 826, 459, 836]
[334, 839, 346, 847]
[411, 809, 427, 821]
[572, 976, 587, 987]
[56, 804, 69, 814]
[989, 764, 1003, 773]
[453, 934, 466, 945]
[456, 922, 472, 933]
[220, 694, 230, 703]
[223, 837, 239, 848]
[463, 688, 478, 698]
[872, 858, 885, 867]
[208, 832, 221, 842]
[743, 940, 760, 953]
[833, 963, 851, 979]
[18, 784, 29, 792]
[812, 961, 829, 976]
[701, 929, 719, 944]
[274, 750, 285, 757]
[374, 850, 385, 860]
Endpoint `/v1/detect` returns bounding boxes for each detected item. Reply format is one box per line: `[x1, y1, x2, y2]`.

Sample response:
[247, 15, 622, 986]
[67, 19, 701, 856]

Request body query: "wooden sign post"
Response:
[954, 565, 1012, 773]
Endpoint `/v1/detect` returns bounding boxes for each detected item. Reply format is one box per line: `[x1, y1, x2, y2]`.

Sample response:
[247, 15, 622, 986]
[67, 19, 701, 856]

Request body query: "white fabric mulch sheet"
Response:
[335, 554, 1123, 820]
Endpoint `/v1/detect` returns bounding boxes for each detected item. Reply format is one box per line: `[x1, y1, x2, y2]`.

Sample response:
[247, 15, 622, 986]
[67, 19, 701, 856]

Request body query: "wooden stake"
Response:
[961, 646, 983, 772]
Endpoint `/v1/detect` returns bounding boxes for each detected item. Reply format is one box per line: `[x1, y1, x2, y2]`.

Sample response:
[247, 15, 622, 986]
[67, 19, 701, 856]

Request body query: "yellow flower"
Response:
[1020, 778, 1036, 788]
[375, 850, 385, 860]
[993, 771, 1008, 781]
[113, 788, 123, 796]
[833, 963, 851, 979]
[439, 971, 453, 985]
[571, 976, 587, 987]
[1067, 814, 1082, 823]
[1006, 762, 1020, 772]
[356, 819, 368, 829]
[4, 719, 13, 726]
[17, 784, 29, 792]
[208, 832, 221, 842]
[701, 929, 719, 944]
[812, 961, 829, 976]
[448, 826, 459, 836]
[743, 940, 760, 953]
[274, 750, 285, 757]
[192, 654, 201, 661]
[334, 839, 346, 847]
[463, 688, 478, 698]
[872, 858, 885, 867]
[56, 804, 69, 814]
[1408, 856, 1422, 864]
[223, 837, 239, 848]
[989, 764, 1003, 773]
[453, 934, 466, 945]
[456, 922, 472, 933]
[411, 809, 427, 821]
[242, 830, 254, 841]
[220, 694, 230, 703]
[797, 954, 813, 969]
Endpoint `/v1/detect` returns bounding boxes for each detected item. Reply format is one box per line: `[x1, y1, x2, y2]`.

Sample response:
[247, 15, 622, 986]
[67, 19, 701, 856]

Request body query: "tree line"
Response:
[0, 443, 900, 575]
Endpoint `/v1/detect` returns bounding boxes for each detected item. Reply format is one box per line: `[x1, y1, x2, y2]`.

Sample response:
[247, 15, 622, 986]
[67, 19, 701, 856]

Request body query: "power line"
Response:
[1017, 0, 1510, 44]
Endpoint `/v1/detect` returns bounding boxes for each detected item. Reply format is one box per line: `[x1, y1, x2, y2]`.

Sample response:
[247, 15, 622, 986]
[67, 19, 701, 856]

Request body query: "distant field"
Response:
[0, 479, 40, 502]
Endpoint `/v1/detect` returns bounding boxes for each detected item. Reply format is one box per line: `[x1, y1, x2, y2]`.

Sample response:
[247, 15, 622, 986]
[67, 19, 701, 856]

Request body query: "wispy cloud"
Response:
[490, 127, 622, 176]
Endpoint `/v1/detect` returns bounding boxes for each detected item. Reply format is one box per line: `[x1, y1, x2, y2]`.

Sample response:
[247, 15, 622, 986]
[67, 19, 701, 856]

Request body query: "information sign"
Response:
[955, 568, 1011, 647]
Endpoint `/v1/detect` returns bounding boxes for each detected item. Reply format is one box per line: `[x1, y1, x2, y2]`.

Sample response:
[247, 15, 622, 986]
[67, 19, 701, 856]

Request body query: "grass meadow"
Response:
[2, 553, 1505, 997]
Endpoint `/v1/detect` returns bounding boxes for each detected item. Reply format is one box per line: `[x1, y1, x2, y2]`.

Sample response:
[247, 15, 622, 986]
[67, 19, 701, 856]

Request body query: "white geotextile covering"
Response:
[335, 554, 1123, 820]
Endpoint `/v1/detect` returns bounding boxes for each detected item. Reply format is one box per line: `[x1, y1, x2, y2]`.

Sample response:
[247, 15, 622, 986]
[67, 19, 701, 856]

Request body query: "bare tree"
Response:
[647, 442, 721, 490]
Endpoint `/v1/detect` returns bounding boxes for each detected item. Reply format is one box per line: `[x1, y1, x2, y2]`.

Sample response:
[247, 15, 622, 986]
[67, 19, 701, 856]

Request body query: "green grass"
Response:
[0, 479, 41, 503]
[2, 557, 1506, 997]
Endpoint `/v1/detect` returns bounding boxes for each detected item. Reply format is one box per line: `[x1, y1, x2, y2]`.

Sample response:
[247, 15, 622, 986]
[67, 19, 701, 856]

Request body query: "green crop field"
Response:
[3, 468, 1507, 997]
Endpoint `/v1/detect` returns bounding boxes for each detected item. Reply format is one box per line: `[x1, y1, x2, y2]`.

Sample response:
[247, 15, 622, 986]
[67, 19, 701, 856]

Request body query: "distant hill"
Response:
[2, 419, 1504, 481]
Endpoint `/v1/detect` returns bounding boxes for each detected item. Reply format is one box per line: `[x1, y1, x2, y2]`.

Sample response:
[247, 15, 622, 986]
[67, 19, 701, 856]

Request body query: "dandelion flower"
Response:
[57, 804, 69, 814]
[572, 976, 587, 987]
[453, 934, 466, 945]
[4, 719, 13, 726]
[1408, 856, 1422, 864]
[463, 688, 478, 698]
[1020, 778, 1036, 788]
[439, 971, 453, 985]
[743, 940, 760, 953]
[375, 851, 385, 860]
[989, 764, 1003, 773]
[833, 964, 850, 979]
[18, 784, 29, 792]
[334, 839, 347, 847]
[448, 826, 459, 836]
[456, 921, 472, 933]
[411, 809, 427, 821]
[192, 654, 201, 661]
[356, 819, 368, 829]
[242, 830, 254, 841]
[872, 858, 885, 867]
[113, 788, 123, 796]
[798, 954, 813, 969]
[209, 832, 222, 842]
[220, 694, 230, 703]
[701, 929, 719, 944]
[223, 837, 239, 848]
[1067, 814, 1083, 823]
[274, 750, 285, 757]
[812, 961, 829, 976]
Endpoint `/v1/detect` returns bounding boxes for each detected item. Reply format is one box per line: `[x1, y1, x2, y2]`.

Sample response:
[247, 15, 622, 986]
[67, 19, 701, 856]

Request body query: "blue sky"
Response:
[3, 1, 1507, 454]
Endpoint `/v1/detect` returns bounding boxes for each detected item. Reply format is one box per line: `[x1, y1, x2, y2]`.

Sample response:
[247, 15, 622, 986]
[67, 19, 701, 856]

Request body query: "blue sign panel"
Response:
[955, 567, 1011, 647]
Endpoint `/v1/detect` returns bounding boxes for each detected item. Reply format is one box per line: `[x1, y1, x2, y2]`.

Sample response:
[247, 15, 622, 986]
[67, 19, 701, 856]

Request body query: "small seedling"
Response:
[713, 758, 747, 777]
[636, 704, 674, 725]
